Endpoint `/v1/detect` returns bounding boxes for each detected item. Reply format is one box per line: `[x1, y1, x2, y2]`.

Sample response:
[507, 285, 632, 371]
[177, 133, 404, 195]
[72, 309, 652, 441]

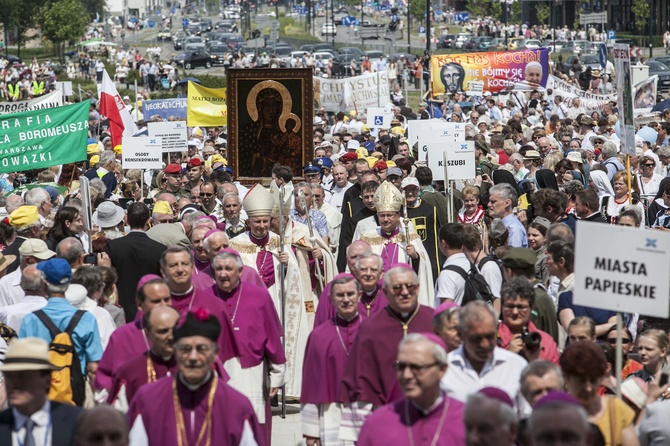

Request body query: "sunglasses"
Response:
[644, 164, 655, 167]
[606, 338, 631, 344]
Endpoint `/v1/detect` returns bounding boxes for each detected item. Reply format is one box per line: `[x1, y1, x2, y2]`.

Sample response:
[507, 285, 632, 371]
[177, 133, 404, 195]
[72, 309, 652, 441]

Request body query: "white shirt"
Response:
[478, 260, 503, 298]
[434, 252, 471, 306]
[441, 345, 528, 405]
[0, 268, 24, 307]
[328, 183, 352, 212]
[0, 294, 47, 332]
[12, 400, 52, 446]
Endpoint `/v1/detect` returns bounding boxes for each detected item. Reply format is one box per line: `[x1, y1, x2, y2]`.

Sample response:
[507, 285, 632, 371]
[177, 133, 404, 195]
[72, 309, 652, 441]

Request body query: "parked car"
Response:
[200, 19, 212, 31]
[520, 39, 543, 49]
[321, 22, 337, 36]
[313, 43, 335, 52]
[454, 33, 472, 49]
[389, 52, 415, 63]
[565, 54, 601, 71]
[650, 56, 670, 67]
[171, 51, 213, 69]
[183, 36, 205, 51]
[300, 44, 315, 53]
[365, 50, 385, 60]
[489, 37, 507, 50]
[647, 60, 670, 90]
[477, 36, 494, 50]
[546, 40, 567, 53]
[562, 40, 591, 54]
[338, 46, 363, 57]
[157, 28, 171, 40]
[437, 34, 455, 49]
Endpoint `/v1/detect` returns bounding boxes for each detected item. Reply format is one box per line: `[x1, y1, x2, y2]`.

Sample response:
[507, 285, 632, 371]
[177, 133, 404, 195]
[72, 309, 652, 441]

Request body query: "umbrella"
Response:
[175, 77, 202, 87]
[651, 99, 670, 113]
[77, 38, 103, 46]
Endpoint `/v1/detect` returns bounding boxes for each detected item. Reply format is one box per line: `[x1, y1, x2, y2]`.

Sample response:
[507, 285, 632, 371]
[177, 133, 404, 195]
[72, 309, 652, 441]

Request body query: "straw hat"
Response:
[0, 338, 60, 372]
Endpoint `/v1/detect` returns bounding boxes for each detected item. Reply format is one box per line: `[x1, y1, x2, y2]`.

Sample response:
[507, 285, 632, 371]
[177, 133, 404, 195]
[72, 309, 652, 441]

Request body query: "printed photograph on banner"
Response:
[430, 49, 550, 97]
[546, 75, 616, 111]
[633, 75, 658, 115]
[227, 68, 313, 180]
[614, 44, 635, 156]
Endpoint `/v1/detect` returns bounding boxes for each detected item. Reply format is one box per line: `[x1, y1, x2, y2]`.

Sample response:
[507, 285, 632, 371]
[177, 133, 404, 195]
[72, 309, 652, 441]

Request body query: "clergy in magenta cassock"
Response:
[209, 249, 286, 445]
[314, 252, 388, 327]
[94, 275, 171, 393]
[350, 180, 434, 307]
[128, 309, 265, 446]
[337, 265, 434, 441]
[107, 306, 181, 411]
[228, 184, 307, 399]
[302, 274, 364, 446]
[356, 333, 466, 446]
[159, 246, 240, 366]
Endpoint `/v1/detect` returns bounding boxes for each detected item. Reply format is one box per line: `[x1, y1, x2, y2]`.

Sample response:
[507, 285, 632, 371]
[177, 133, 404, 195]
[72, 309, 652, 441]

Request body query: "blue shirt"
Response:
[502, 213, 528, 248]
[19, 297, 103, 373]
[291, 208, 329, 238]
[557, 290, 616, 325]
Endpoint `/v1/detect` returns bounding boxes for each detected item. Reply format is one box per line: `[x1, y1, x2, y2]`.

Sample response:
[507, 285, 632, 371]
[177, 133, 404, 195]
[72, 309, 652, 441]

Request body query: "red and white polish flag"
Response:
[99, 69, 139, 147]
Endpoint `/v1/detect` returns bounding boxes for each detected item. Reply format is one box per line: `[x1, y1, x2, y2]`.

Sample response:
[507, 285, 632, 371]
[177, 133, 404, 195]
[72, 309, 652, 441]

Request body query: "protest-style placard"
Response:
[366, 107, 393, 129]
[122, 137, 163, 170]
[148, 121, 188, 153]
[142, 98, 187, 120]
[0, 90, 64, 115]
[316, 71, 389, 112]
[614, 44, 636, 156]
[187, 82, 227, 126]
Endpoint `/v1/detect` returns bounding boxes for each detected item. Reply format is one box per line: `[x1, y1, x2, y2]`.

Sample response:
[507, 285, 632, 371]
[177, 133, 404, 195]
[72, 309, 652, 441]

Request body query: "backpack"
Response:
[34, 310, 86, 407]
[478, 255, 506, 286]
[444, 264, 495, 305]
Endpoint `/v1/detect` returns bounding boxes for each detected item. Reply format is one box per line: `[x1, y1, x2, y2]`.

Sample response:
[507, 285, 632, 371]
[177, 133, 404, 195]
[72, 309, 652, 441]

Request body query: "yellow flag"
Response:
[186, 81, 227, 126]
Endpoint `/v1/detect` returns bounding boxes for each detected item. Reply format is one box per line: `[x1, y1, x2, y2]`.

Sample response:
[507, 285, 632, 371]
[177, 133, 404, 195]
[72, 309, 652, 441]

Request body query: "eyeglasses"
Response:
[394, 361, 438, 375]
[594, 141, 604, 145]
[200, 192, 214, 197]
[175, 344, 213, 356]
[644, 163, 655, 167]
[606, 338, 631, 344]
[391, 283, 418, 293]
[502, 303, 531, 312]
[313, 194, 323, 198]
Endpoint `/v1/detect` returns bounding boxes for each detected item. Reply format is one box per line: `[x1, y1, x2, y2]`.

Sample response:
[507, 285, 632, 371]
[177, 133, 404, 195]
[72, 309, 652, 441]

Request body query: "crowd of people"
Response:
[2, 14, 670, 446]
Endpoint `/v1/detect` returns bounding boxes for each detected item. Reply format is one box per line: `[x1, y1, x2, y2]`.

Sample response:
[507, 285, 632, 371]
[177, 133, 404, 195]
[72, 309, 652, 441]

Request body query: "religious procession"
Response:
[3, 0, 670, 445]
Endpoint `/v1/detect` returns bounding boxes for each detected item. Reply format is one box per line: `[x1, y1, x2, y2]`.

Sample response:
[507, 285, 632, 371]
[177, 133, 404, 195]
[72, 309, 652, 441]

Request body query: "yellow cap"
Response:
[366, 156, 378, 168]
[113, 144, 123, 154]
[193, 129, 203, 136]
[210, 154, 226, 165]
[9, 205, 39, 228]
[386, 160, 397, 168]
[391, 126, 405, 136]
[87, 143, 100, 155]
[350, 110, 357, 117]
[355, 147, 368, 159]
[153, 200, 173, 215]
[361, 125, 369, 133]
[90, 155, 100, 165]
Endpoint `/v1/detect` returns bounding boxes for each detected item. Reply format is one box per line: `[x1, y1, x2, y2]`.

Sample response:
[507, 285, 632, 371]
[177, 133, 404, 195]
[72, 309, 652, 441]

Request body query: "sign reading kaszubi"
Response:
[574, 221, 670, 318]
[0, 101, 89, 173]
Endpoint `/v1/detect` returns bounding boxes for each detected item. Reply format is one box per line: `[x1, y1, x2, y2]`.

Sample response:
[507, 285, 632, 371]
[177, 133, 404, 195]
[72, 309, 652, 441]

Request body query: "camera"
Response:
[521, 326, 542, 350]
[83, 254, 97, 265]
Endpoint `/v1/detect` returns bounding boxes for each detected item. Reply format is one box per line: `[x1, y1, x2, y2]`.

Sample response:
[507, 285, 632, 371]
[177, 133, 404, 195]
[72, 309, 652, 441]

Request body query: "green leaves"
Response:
[631, 0, 650, 35]
[40, 0, 89, 44]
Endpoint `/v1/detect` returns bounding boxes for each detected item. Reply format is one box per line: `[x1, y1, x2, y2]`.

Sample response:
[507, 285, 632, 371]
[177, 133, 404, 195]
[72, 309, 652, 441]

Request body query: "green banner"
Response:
[0, 101, 90, 173]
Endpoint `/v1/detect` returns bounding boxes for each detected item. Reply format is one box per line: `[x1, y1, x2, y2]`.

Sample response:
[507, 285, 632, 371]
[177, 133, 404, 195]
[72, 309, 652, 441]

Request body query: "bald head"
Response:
[346, 240, 372, 272]
[74, 405, 129, 446]
[145, 305, 180, 357]
[203, 231, 229, 259]
[157, 193, 177, 207]
[20, 265, 44, 294]
[221, 183, 238, 195]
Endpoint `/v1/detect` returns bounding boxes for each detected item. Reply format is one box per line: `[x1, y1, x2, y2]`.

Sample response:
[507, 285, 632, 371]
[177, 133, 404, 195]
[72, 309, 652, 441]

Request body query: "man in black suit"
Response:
[0, 337, 81, 446]
[106, 202, 167, 321]
[575, 189, 607, 224]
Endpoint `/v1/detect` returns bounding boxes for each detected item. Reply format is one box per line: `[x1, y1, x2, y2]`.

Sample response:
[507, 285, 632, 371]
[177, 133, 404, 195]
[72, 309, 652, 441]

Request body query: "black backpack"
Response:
[478, 255, 506, 286]
[444, 264, 495, 305]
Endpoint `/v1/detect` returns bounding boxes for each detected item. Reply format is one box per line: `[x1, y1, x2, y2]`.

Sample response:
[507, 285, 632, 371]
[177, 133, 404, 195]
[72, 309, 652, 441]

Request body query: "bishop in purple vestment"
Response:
[160, 246, 240, 363]
[210, 250, 286, 445]
[128, 310, 265, 446]
[314, 252, 387, 326]
[302, 274, 364, 445]
[108, 306, 180, 407]
[338, 265, 434, 408]
[94, 275, 171, 391]
[357, 333, 466, 446]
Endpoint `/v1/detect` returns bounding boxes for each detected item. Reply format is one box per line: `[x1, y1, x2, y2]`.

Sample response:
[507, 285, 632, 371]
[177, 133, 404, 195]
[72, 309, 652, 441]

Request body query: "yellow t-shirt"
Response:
[595, 396, 636, 446]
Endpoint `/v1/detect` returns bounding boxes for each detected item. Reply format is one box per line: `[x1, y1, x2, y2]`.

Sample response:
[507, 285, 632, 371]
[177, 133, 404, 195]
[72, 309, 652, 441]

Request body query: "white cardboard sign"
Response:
[147, 121, 188, 153]
[366, 107, 393, 129]
[573, 221, 670, 318]
[418, 121, 466, 164]
[122, 136, 163, 170]
[426, 140, 475, 181]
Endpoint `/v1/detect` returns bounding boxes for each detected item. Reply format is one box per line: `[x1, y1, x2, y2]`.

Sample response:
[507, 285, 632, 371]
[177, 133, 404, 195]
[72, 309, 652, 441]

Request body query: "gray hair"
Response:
[657, 145, 670, 158]
[100, 150, 116, 167]
[203, 231, 228, 253]
[310, 183, 325, 193]
[212, 251, 243, 270]
[295, 182, 312, 196]
[490, 183, 518, 208]
[354, 252, 383, 272]
[399, 333, 448, 366]
[25, 188, 50, 207]
[6, 194, 24, 214]
[527, 401, 590, 433]
[433, 305, 461, 333]
[519, 360, 564, 399]
[20, 265, 42, 292]
[221, 192, 240, 204]
[329, 275, 362, 299]
[89, 179, 107, 200]
[182, 210, 206, 226]
[466, 393, 518, 432]
[382, 266, 419, 292]
[458, 301, 498, 334]
[45, 280, 69, 294]
[602, 141, 618, 159]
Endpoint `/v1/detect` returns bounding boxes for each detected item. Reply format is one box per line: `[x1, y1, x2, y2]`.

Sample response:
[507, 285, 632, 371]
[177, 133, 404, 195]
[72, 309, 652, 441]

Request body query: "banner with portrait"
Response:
[430, 49, 550, 97]
[633, 75, 658, 115]
[187, 82, 227, 126]
[546, 75, 617, 111]
[614, 44, 635, 156]
[315, 71, 390, 112]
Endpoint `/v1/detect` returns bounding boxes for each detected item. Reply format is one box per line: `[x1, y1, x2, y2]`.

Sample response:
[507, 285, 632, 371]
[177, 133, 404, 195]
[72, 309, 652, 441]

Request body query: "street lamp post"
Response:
[407, 8, 411, 53]
[649, 0, 654, 58]
[425, 0, 431, 52]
